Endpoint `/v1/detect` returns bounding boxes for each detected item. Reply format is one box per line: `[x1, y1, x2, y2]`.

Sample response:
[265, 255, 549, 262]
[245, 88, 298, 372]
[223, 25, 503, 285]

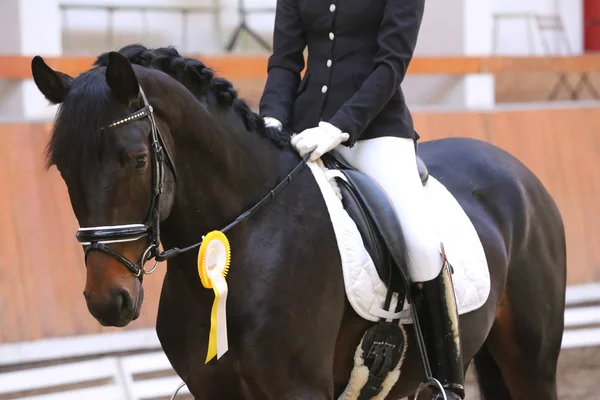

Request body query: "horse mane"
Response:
[93, 44, 291, 149]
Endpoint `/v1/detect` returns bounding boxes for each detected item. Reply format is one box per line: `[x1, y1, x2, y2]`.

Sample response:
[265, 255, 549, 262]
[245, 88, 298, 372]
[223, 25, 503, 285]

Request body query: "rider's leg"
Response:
[334, 136, 465, 399]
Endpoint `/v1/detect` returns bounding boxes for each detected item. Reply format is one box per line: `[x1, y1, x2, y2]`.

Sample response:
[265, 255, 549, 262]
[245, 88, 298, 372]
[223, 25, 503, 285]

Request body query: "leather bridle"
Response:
[76, 86, 177, 279]
[75, 84, 310, 281]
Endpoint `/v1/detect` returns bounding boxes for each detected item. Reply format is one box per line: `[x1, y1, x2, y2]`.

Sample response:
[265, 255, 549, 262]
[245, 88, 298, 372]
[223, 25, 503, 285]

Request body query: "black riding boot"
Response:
[411, 245, 465, 400]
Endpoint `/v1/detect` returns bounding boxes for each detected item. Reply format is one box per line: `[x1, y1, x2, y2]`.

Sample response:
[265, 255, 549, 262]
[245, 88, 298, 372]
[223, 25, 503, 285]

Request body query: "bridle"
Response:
[75, 84, 310, 281]
[76, 86, 177, 279]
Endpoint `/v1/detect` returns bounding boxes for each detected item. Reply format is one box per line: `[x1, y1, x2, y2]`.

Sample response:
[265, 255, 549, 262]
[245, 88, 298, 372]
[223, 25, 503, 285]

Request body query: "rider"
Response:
[258, 0, 464, 399]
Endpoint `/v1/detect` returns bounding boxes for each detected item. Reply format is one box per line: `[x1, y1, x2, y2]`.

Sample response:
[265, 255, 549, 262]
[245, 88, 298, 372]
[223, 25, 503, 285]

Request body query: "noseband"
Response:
[76, 86, 177, 279]
[75, 84, 311, 281]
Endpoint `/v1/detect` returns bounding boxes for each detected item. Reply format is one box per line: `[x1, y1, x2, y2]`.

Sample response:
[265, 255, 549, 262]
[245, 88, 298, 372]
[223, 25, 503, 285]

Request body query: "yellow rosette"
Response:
[197, 230, 231, 363]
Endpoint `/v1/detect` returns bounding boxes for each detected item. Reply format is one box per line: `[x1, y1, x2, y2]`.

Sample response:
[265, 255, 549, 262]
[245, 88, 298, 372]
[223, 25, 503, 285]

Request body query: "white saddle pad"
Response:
[306, 160, 490, 324]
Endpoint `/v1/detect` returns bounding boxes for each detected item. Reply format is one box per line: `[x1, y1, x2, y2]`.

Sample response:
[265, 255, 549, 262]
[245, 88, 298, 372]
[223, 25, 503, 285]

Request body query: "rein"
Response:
[75, 84, 309, 280]
[156, 151, 310, 262]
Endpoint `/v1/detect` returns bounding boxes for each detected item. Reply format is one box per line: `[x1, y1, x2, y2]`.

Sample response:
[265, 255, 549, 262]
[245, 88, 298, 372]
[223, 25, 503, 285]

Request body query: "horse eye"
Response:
[135, 155, 148, 170]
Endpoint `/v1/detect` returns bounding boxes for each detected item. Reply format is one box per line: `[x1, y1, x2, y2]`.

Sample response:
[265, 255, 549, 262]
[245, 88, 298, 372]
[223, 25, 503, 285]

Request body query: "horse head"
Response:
[31, 52, 178, 327]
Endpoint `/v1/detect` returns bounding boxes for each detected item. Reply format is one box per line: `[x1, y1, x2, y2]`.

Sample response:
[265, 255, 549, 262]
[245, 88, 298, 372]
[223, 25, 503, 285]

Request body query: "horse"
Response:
[30, 45, 567, 399]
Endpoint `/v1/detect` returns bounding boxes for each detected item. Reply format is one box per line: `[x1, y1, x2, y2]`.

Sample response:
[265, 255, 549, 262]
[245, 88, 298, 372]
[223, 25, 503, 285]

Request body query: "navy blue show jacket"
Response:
[258, 0, 425, 146]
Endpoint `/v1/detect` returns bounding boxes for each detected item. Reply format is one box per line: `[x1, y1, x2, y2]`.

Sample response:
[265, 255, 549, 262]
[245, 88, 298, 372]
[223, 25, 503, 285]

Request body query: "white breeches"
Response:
[334, 136, 443, 282]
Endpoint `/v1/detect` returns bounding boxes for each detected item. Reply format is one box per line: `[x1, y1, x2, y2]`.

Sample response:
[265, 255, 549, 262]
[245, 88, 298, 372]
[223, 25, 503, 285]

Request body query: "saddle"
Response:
[321, 153, 428, 296]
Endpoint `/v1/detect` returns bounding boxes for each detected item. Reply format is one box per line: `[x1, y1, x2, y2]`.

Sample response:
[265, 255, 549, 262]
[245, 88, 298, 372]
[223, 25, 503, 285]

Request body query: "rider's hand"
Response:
[291, 121, 349, 161]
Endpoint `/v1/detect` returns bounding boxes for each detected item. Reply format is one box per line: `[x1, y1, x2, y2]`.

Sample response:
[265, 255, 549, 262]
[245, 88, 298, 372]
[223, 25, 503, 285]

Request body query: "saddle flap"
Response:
[336, 169, 411, 289]
[335, 179, 390, 287]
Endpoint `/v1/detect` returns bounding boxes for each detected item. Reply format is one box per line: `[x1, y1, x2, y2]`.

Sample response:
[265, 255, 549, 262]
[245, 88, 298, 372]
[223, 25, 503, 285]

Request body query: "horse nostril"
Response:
[83, 291, 90, 301]
[115, 289, 133, 316]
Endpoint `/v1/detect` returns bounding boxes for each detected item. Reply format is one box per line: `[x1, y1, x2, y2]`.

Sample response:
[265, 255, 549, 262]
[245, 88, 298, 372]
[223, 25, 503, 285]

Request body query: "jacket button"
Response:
[329, 32, 335, 40]
[327, 59, 332, 67]
[329, 4, 336, 12]
[322, 85, 328, 93]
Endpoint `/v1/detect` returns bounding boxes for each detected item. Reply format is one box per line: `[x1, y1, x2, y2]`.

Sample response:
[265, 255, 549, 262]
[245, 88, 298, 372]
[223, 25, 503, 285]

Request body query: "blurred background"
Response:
[0, 0, 599, 399]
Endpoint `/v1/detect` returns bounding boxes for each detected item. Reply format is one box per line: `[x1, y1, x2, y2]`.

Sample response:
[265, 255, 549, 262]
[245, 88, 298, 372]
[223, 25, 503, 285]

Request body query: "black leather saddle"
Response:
[320, 153, 429, 295]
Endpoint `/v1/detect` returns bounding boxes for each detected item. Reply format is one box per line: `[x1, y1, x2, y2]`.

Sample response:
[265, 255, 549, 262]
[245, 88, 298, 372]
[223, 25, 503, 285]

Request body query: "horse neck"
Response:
[161, 94, 294, 246]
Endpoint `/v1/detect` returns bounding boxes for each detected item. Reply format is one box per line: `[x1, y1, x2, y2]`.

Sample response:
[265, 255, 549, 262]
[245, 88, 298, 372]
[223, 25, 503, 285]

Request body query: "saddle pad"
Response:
[306, 160, 490, 324]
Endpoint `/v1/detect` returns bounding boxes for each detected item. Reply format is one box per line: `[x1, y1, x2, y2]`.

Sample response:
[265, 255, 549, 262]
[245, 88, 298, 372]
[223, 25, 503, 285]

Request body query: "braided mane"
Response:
[94, 44, 290, 149]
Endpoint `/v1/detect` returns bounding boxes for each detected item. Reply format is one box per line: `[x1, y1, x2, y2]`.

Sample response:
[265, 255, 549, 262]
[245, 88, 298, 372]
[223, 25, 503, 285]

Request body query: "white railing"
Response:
[562, 282, 600, 349]
[59, 1, 275, 53]
[60, 2, 223, 53]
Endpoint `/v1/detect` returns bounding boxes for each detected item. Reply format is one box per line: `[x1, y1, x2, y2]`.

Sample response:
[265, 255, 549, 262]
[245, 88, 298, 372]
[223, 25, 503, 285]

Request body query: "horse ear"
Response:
[105, 51, 140, 105]
[31, 56, 73, 104]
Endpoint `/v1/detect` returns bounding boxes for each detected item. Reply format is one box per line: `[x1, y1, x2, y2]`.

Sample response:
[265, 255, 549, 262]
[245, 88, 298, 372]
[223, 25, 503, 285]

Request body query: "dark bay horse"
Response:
[30, 46, 566, 399]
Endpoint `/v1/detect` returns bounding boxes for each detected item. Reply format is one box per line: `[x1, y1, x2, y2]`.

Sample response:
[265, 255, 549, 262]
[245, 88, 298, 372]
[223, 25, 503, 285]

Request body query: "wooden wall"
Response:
[0, 105, 598, 343]
[495, 72, 600, 103]
[0, 123, 166, 343]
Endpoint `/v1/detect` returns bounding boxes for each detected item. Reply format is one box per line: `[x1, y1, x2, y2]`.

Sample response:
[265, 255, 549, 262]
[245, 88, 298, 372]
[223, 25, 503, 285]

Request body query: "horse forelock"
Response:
[94, 44, 291, 150]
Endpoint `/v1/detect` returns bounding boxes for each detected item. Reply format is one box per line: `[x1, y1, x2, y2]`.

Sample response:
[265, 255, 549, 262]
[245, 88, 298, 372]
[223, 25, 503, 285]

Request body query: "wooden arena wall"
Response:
[0, 105, 598, 343]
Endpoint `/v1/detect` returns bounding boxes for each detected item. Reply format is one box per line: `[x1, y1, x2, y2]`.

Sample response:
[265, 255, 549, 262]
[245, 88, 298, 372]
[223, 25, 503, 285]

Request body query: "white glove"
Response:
[291, 121, 349, 161]
[263, 117, 282, 131]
